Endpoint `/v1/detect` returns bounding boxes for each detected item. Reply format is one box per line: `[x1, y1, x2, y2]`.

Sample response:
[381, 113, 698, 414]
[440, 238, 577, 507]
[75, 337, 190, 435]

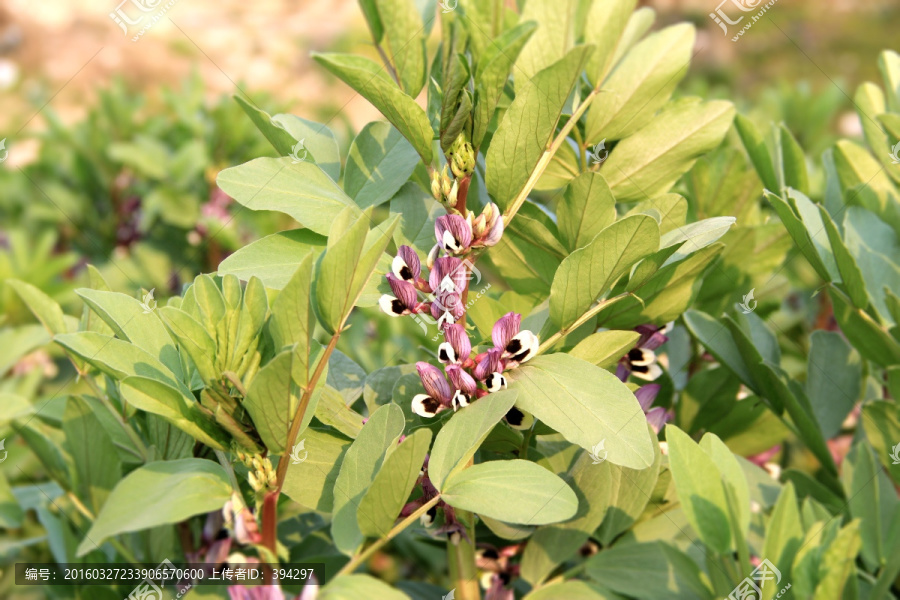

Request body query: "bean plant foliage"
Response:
[5, 0, 900, 599]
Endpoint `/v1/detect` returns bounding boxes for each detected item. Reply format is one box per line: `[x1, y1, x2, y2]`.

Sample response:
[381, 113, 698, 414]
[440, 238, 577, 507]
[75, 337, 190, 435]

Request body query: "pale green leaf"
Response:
[218, 229, 327, 290]
[76, 459, 231, 556]
[441, 459, 578, 525]
[557, 172, 617, 252]
[345, 122, 420, 209]
[508, 354, 655, 469]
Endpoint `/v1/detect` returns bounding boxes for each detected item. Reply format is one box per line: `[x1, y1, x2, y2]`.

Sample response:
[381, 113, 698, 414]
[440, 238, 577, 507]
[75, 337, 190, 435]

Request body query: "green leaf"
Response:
[585, 24, 694, 142]
[683, 310, 756, 390]
[62, 396, 121, 515]
[268, 253, 316, 352]
[568, 330, 640, 368]
[699, 432, 750, 547]
[7, 279, 68, 335]
[374, 0, 427, 96]
[281, 428, 352, 512]
[54, 332, 189, 393]
[75, 288, 185, 381]
[0, 473, 24, 529]
[119, 376, 228, 451]
[666, 425, 732, 554]
[216, 158, 360, 236]
[583, 0, 638, 85]
[584, 541, 713, 600]
[829, 288, 900, 367]
[314, 385, 365, 439]
[357, 428, 432, 537]
[76, 459, 231, 556]
[764, 190, 834, 282]
[345, 122, 420, 209]
[841, 443, 898, 570]
[331, 403, 406, 554]
[814, 521, 862, 600]
[158, 307, 219, 384]
[315, 211, 399, 333]
[471, 21, 537, 148]
[734, 113, 778, 192]
[549, 215, 660, 331]
[843, 206, 900, 324]
[486, 46, 593, 210]
[326, 350, 368, 405]
[364, 364, 417, 413]
[624, 193, 688, 236]
[777, 123, 810, 194]
[320, 574, 411, 600]
[762, 481, 803, 586]
[557, 173, 617, 252]
[658, 216, 735, 265]
[861, 401, 900, 485]
[441, 459, 578, 525]
[819, 206, 868, 309]
[270, 113, 342, 181]
[602, 100, 735, 202]
[243, 350, 302, 453]
[520, 451, 615, 585]
[880, 49, 900, 110]
[807, 331, 861, 439]
[429, 390, 518, 490]
[233, 95, 299, 156]
[389, 182, 443, 253]
[596, 440, 661, 544]
[218, 229, 327, 290]
[516, 0, 579, 79]
[312, 53, 433, 163]
[508, 354, 655, 469]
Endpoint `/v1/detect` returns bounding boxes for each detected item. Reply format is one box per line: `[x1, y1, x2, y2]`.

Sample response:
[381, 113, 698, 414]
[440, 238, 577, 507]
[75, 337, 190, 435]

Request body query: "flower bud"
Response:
[431, 171, 442, 200]
[449, 134, 475, 179]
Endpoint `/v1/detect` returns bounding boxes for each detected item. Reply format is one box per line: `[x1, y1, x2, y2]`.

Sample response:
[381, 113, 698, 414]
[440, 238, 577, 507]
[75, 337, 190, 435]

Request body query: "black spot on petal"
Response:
[506, 339, 523, 355]
[399, 265, 413, 280]
[505, 407, 524, 427]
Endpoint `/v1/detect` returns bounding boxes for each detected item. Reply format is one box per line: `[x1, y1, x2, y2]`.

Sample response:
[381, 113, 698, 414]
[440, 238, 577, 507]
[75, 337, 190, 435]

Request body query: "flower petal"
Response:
[491, 312, 521, 350]
[435, 214, 473, 254]
[416, 361, 453, 404]
[412, 393, 443, 418]
[634, 384, 661, 412]
[446, 364, 477, 395]
[443, 323, 471, 361]
[386, 274, 418, 309]
[503, 330, 539, 364]
[474, 348, 503, 380]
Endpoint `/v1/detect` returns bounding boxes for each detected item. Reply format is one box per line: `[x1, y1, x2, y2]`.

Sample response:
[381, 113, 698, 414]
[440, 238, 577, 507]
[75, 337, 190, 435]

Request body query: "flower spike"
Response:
[435, 214, 473, 255]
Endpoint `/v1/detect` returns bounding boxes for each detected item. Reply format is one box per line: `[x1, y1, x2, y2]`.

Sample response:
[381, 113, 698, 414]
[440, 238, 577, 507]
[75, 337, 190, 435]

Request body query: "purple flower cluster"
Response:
[412, 313, 539, 420]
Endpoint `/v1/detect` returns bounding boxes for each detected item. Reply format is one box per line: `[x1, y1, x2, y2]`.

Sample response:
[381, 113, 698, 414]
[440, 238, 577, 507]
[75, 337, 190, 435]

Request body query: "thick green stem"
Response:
[448, 511, 481, 600]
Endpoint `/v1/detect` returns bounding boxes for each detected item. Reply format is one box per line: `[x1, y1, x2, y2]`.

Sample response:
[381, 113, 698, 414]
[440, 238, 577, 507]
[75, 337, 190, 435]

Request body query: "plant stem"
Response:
[275, 332, 341, 491]
[502, 89, 599, 225]
[537, 292, 634, 355]
[448, 520, 481, 600]
[336, 495, 442, 576]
